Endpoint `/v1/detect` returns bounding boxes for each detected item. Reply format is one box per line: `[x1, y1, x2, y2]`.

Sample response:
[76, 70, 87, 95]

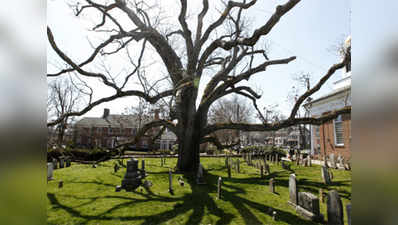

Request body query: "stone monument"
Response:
[120, 158, 145, 192]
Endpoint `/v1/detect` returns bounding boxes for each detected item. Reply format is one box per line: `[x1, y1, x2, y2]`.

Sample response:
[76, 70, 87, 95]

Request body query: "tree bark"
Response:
[176, 87, 202, 172]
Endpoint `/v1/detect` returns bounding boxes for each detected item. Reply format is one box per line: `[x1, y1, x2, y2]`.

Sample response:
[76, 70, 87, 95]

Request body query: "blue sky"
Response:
[47, 0, 351, 119]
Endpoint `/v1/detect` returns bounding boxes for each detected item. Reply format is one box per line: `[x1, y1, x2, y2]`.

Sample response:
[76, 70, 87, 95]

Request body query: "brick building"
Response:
[73, 108, 159, 149]
[304, 36, 351, 161]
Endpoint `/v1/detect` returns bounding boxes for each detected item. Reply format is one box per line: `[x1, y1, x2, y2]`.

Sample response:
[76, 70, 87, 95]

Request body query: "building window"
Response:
[334, 115, 344, 146]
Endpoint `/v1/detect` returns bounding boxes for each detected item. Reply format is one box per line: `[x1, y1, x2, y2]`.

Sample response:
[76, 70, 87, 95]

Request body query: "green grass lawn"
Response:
[47, 157, 351, 225]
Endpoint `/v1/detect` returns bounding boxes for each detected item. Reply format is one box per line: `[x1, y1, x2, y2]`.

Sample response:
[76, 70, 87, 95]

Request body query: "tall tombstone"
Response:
[276, 154, 279, 165]
[289, 174, 298, 206]
[52, 158, 58, 169]
[121, 158, 143, 191]
[217, 177, 222, 199]
[269, 178, 275, 193]
[346, 204, 351, 225]
[168, 168, 174, 194]
[47, 163, 54, 181]
[321, 166, 331, 185]
[327, 190, 344, 225]
[59, 157, 64, 168]
[196, 163, 206, 184]
[329, 153, 337, 169]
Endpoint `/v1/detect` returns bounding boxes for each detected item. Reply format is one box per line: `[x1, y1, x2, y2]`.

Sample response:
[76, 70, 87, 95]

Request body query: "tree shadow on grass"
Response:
[48, 167, 326, 225]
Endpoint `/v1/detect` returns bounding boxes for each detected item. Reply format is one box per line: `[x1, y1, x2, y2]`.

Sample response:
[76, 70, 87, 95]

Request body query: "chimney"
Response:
[103, 108, 110, 119]
[154, 109, 160, 120]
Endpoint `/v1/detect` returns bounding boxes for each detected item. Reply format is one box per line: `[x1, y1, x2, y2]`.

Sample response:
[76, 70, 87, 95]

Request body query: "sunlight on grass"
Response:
[47, 157, 351, 225]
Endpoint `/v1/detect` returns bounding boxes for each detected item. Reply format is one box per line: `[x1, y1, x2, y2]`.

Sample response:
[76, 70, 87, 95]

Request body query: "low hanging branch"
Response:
[203, 106, 351, 136]
[200, 136, 240, 150]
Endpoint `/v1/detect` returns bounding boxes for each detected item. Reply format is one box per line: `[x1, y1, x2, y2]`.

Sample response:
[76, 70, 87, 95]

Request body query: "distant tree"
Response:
[48, 78, 81, 146]
[208, 95, 252, 147]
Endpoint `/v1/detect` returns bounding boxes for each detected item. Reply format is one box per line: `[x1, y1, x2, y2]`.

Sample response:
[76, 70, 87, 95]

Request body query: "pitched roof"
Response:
[74, 114, 153, 128]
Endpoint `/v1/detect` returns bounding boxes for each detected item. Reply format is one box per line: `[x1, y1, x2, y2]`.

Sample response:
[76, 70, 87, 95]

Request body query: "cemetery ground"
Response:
[47, 157, 351, 225]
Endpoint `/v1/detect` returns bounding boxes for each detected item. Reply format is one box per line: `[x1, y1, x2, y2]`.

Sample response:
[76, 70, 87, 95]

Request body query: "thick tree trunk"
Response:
[175, 86, 202, 172]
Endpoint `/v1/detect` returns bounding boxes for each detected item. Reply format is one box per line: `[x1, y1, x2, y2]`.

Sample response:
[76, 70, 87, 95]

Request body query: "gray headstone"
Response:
[289, 174, 298, 206]
[52, 158, 58, 169]
[59, 158, 64, 168]
[217, 177, 222, 199]
[47, 163, 53, 180]
[346, 204, 351, 225]
[296, 192, 323, 222]
[321, 166, 331, 185]
[121, 158, 144, 191]
[298, 192, 320, 216]
[327, 190, 344, 225]
[196, 164, 206, 184]
[269, 178, 275, 193]
[329, 153, 337, 169]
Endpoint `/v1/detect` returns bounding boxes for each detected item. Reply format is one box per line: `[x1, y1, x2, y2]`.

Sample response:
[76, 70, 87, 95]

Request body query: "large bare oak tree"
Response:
[47, 0, 351, 172]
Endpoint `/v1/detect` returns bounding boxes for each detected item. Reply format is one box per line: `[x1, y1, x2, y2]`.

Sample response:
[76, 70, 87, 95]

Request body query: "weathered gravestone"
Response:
[269, 178, 275, 193]
[329, 153, 337, 169]
[327, 190, 344, 225]
[114, 163, 119, 173]
[52, 158, 58, 169]
[296, 192, 323, 222]
[59, 157, 64, 168]
[346, 203, 351, 225]
[196, 164, 206, 184]
[217, 177, 222, 200]
[321, 166, 331, 184]
[47, 163, 53, 181]
[288, 174, 298, 206]
[120, 158, 144, 192]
